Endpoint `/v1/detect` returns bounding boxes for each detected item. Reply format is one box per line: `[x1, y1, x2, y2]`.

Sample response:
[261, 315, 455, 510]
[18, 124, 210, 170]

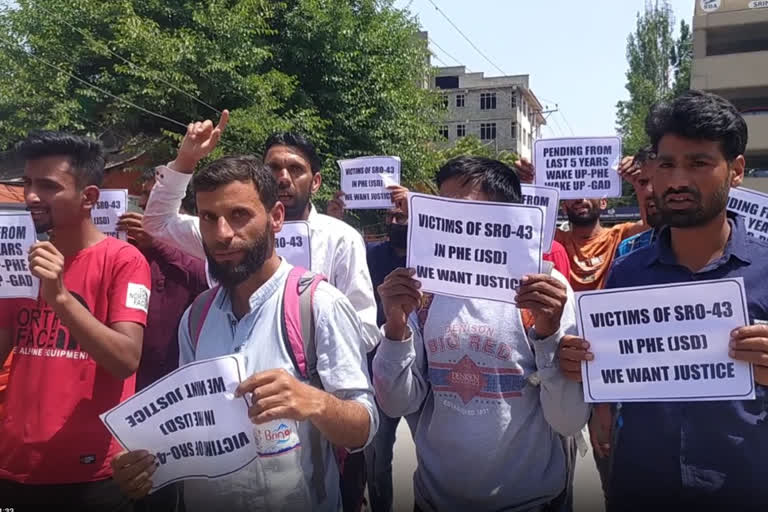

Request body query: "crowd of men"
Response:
[1, 88, 768, 512]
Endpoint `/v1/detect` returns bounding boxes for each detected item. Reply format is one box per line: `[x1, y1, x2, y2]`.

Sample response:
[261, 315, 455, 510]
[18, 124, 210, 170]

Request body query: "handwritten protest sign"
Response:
[338, 156, 401, 209]
[534, 137, 622, 199]
[0, 212, 39, 299]
[276, 221, 311, 270]
[92, 189, 128, 240]
[521, 184, 559, 252]
[100, 355, 256, 491]
[407, 193, 544, 303]
[577, 278, 754, 403]
[728, 187, 768, 241]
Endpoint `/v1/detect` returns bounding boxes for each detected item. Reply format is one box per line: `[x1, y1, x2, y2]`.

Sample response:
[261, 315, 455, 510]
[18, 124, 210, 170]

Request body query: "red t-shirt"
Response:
[0, 237, 150, 484]
[544, 240, 571, 282]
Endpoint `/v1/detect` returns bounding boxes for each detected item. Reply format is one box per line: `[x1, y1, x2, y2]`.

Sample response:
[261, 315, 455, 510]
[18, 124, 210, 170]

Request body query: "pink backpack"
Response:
[186, 266, 344, 501]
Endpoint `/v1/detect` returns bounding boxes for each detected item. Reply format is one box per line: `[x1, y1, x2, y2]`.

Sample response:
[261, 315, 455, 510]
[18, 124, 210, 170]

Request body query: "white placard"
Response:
[92, 189, 128, 240]
[577, 278, 755, 403]
[521, 184, 559, 253]
[0, 212, 40, 299]
[534, 137, 622, 199]
[277, 221, 311, 270]
[100, 355, 257, 492]
[338, 156, 401, 210]
[728, 187, 768, 241]
[406, 193, 544, 303]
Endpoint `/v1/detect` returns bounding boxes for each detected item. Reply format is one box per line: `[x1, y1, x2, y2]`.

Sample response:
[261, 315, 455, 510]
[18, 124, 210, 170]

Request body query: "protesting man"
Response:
[614, 146, 663, 258]
[142, 112, 379, 354]
[559, 90, 768, 511]
[111, 155, 378, 512]
[0, 132, 151, 508]
[373, 156, 590, 511]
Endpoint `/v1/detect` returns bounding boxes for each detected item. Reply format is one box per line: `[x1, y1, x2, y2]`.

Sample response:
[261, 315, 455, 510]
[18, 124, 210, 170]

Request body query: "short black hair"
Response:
[645, 90, 748, 161]
[436, 156, 521, 203]
[192, 155, 278, 211]
[264, 132, 322, 174]
[634, 145, 653, 166]
[16, 131, 105, 188]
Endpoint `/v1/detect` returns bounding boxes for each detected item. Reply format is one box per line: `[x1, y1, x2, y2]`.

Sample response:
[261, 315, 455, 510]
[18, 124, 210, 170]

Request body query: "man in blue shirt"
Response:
[559, 90, 768, 511]
[615, 146, 662, 258]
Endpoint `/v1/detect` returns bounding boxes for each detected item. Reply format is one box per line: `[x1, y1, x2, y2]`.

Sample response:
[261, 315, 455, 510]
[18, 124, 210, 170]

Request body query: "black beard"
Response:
[281, 188, 312, 221]
[204, 232, 271, 288]
[567, 209, 600, 227]
[656, 181, 729, 228]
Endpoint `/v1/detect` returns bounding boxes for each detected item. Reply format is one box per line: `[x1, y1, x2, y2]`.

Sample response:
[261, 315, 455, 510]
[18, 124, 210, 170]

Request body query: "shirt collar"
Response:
[216, 258, 291, 315]
[643, 212, 751, 268]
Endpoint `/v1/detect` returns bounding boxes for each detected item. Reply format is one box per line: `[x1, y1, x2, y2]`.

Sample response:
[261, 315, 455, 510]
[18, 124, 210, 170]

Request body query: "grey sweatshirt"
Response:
[372, 270, 589, 511]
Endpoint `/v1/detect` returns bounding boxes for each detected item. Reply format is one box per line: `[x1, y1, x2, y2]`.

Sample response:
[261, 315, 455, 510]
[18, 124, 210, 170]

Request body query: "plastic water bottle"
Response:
[253, 419, 312, 512]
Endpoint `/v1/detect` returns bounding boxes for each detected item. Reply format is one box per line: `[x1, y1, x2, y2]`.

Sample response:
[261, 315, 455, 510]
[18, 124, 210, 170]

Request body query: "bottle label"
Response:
[254, 420, 301, 457]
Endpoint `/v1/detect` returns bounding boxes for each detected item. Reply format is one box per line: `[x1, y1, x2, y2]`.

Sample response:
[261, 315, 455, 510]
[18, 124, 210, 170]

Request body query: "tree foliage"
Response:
[0, 0, 441, 199]
[615, 0, 692, 157]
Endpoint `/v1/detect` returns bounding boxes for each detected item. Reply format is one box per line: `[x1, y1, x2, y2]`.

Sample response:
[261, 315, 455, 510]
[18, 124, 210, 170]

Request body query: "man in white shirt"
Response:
[142, 111, 379, 353]
[111, 154, 377, 512]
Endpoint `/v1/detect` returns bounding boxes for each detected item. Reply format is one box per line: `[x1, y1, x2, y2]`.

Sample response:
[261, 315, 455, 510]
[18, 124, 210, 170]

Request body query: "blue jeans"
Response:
[365, 404, 400, 512]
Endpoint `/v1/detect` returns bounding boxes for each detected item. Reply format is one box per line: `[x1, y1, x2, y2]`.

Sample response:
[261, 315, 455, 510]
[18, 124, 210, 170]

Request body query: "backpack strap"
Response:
[281, 266, 330, 501]
[187, 286, 220, 353]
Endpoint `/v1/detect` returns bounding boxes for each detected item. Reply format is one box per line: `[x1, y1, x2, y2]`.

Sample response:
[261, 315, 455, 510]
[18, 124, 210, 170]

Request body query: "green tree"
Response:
[615, 0, 692, 157]
[0, 0, 440, 200]
[671, 19, 692, 97]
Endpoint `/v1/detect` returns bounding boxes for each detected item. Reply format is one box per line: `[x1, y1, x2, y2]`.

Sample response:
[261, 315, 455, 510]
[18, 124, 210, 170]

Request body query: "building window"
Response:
[511, 121, 517, 139]
[480, 123, 497, 140]
[480, 92, 497, 110]
[441, 94, 449, 108]
[439, 125, 449, 139]
[511, 94, 516, 109]
[456, 94, 465, 108]
[456, 124, 466, 137]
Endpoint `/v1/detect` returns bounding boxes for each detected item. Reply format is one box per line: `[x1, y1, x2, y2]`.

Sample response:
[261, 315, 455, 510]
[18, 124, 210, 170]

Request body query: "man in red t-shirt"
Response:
[0, 131, 151, 509]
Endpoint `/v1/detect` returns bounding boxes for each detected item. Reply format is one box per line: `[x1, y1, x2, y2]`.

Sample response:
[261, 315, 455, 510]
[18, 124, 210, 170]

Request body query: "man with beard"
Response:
[559, 90, 768, 511]
[111, 155, 378, 512]
[142, 111, 379, 353]
[614, 146, 664, 258]
[0, 132, 150, 508]
[554, 176, 648, 292]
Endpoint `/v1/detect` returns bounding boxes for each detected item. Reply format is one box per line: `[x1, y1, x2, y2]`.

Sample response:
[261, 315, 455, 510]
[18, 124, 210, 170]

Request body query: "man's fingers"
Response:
[112, 450, 151, 469]
[381, 288, 422, 305]
[730, 349, 768, 367]
[560, 336, 590, 350]
[217, 109, 230, 132]
[252, 406, 292, 424]
[114, 453, 155, 483]
[235, 369, 284, 398]
[559, 346, 594, 362]
[380, 275, 421, 290]
[730, 337, 768, 352]
[732, 325, 768, 339]
[385, 268, 417, 279]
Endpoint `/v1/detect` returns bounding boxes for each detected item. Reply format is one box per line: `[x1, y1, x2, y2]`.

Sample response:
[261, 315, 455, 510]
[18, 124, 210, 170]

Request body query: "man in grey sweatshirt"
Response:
[372, 156, 590, 512]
